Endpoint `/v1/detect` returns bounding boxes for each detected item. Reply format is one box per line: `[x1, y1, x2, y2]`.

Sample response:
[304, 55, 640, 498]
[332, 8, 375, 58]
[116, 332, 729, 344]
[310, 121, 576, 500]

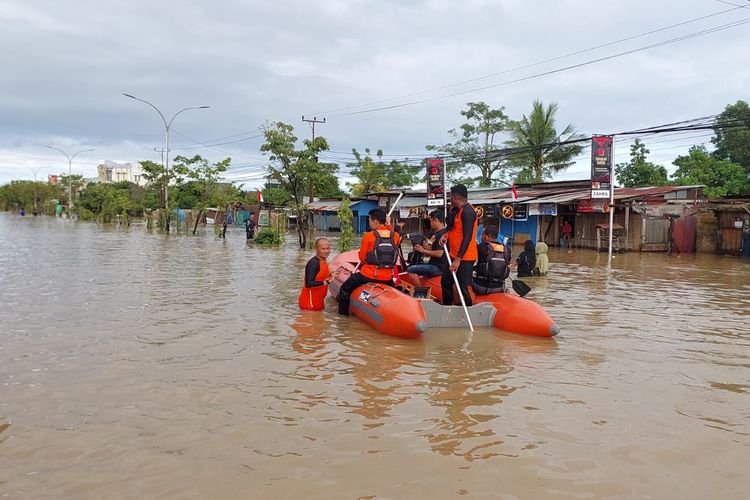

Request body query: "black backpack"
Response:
[478, 242, 510, 284]
[366, 230, 398, 268]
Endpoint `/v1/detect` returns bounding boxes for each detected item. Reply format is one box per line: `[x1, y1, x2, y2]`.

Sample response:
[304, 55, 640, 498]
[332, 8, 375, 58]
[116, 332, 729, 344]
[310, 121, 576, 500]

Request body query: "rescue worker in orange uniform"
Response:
[337, 208, 401, 316]
[299, 238, 339, 311]
[438, 184, 478, 306]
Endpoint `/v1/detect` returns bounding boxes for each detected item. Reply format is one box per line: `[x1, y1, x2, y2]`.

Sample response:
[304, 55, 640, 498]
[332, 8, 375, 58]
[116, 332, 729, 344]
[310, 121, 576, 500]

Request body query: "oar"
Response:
[442, 243, 474, 332]
[352, 190, 406, 274]
[511, 277, 531, 297]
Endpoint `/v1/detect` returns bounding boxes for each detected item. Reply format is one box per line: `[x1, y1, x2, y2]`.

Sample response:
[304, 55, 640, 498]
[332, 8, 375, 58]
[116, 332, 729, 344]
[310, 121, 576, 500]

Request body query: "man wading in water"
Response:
[298, 238, 338, 311]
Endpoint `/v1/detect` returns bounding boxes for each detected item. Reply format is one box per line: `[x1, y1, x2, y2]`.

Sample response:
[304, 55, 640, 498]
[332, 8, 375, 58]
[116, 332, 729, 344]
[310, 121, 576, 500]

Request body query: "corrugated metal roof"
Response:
[307, 200, 342, 212]
[613, 185, 703, 200]
[520, 190, 592, 204]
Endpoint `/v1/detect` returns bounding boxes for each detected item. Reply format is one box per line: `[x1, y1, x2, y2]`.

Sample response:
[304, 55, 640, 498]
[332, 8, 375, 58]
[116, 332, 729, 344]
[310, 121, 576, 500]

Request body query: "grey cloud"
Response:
[0, 0, 748, 184]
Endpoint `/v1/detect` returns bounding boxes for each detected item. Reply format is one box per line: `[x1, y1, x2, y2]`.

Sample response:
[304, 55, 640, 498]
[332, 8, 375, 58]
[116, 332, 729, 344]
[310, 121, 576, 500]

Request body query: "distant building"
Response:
[97, 160, 147, 186]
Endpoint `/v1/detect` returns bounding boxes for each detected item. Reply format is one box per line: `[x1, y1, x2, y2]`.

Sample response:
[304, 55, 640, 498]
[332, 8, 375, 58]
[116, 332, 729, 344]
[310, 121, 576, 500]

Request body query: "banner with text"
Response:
[425, 158, 445, 207]
[591, 135, 613, 199]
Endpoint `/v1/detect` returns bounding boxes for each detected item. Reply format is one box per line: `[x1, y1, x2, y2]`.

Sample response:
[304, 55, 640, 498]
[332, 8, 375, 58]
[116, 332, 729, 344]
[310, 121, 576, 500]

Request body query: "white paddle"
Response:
[443, 243, 474, 332]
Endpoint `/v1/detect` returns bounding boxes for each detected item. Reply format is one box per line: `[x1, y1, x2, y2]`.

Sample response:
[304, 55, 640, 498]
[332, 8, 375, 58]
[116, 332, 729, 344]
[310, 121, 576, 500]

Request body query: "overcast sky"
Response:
[1, 0, 748, 188]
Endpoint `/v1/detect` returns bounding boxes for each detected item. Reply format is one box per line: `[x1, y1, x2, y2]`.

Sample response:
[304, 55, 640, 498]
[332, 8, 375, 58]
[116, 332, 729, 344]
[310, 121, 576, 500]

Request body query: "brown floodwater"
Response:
[1, 213, 749, 499]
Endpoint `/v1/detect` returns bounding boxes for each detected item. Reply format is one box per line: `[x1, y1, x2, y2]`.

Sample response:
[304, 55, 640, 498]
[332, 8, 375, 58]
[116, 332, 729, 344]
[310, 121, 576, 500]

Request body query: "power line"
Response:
[309, 6, 746, 116]
[327, 17, 750, 117]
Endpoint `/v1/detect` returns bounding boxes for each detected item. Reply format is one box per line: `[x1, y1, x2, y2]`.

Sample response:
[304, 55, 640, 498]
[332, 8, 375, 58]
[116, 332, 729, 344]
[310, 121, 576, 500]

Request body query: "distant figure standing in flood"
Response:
[245, 213, 256, 240]
[299, 238, 339, 311]
[535, 242, 549, 276]
[516, 240, 537, 278]
[561, 220, 572, 247]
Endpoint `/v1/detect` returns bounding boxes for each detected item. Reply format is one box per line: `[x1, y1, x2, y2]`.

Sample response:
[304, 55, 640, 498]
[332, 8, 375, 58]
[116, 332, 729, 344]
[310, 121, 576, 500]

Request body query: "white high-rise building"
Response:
[97, 160, 147, 186]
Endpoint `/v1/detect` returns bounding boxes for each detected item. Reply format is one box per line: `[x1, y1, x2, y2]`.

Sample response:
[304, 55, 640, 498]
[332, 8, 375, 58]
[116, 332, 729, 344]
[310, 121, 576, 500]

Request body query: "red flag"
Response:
[257, 189, 264, 203]
[511, 184, 518, 202]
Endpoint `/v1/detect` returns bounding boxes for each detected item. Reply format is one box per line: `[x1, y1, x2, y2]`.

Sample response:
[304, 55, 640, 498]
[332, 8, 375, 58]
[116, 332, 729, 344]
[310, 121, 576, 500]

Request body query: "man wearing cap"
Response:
[439, 184, 478, 307]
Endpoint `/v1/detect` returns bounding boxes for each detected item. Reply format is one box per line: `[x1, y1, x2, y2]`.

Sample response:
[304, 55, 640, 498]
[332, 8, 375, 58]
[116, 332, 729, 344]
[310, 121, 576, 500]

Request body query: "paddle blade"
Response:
[512, 279, 531, 297]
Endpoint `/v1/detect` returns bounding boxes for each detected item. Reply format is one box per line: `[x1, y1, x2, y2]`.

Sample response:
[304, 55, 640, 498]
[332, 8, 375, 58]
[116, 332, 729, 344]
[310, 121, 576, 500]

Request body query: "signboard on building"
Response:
[425, 158, 445, 207]
[529, 203, 558, 216]
[591, 135, 613, 199]
[577, 198, 609, 213]
[513, 203, 528, 221]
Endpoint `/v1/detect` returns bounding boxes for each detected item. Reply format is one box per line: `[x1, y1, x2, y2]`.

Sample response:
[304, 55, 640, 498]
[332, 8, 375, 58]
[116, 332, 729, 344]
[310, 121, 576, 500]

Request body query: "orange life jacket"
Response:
[359, 226, 402, 280]
[448, 204, 478, 261]
[298, 257, 329, 311]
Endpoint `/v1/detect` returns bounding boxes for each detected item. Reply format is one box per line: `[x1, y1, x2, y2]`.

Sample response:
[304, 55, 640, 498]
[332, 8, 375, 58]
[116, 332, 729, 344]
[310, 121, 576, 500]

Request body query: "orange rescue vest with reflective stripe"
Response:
[298, 258, 329, 311]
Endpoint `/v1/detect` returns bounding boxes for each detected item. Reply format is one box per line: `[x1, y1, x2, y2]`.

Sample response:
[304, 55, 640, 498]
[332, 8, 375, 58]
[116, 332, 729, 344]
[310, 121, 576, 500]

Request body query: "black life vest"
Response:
[477, 242, 509, 284]
[366, 229, 398, 268]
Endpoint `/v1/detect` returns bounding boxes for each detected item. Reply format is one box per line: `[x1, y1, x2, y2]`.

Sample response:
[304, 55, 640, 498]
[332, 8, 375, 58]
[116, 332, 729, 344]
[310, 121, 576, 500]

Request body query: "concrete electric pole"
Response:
[301, 115, 325, 204]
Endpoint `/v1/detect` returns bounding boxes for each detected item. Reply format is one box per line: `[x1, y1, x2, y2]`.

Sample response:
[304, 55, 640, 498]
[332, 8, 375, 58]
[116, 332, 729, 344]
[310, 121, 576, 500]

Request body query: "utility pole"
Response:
[154, 148, 166, 203]
[301, 115, 325, 204]
[154, 147, 165, 165]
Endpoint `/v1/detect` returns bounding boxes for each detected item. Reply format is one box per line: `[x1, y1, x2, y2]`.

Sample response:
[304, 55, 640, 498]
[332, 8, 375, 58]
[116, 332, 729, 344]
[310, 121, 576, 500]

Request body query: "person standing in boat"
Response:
[299, 238, 339, 311]
[438, 184, 478, 306]
[473, 225, 511, 295]
[337, 208, 401, 316]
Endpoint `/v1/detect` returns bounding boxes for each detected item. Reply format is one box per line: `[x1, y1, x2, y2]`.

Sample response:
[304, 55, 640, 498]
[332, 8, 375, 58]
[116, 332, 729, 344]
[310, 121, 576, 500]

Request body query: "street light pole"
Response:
[45, 146, 94, 210]
[123, 93, 209, 229]
[27, 166, 49, 212]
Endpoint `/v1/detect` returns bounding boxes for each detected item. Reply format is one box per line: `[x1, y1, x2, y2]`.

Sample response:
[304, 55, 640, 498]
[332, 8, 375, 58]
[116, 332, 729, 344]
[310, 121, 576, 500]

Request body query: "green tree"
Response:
[614, 139, 669, 187]
[305, 171, 343, 198]
[712, 100, 750, 174]
[0, 180, 62, 212]
[347, 148, 420, 196]
[261, 186, 292, 206]
[260, 121, 332, 249]
[672, 145, 747, 198]
[140, 158, 191, 230]
[337, 196, 355, 252]
[505, 100, 584, 183]
[78, 182, 134, 222]
[172, 154, 232, 234]
[57, 174, 86, 207]
[426, 101, 510, 186]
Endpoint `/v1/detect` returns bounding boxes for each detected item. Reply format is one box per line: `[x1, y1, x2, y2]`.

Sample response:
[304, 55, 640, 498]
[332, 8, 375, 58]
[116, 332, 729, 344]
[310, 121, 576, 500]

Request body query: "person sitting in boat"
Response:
[438, 184, 478, 306]
[406, 210, 448, 281]
[516, 240, 537, 278]
[473, 225, 511, 295]
[535, 241, 549, 276]
[337, 208, 401, 316]
[299, 238, 339, 311]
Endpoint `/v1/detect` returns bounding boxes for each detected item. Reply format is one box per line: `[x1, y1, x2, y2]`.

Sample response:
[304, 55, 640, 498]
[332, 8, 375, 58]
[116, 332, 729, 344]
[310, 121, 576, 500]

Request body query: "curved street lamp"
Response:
[122, 93, 210, 219]
[27, 165, 50, 211]
[45, 146, 94, 209]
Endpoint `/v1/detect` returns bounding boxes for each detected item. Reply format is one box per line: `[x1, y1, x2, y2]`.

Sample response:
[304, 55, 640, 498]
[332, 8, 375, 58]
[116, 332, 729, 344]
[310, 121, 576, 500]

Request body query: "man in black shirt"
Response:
[406, 210, 448, 280]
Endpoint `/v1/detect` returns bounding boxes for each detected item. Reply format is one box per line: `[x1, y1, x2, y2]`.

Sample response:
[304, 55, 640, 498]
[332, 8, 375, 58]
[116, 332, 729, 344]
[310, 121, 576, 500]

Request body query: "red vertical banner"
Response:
[425, 158, 445, 207]
[591, 135, 613, 199]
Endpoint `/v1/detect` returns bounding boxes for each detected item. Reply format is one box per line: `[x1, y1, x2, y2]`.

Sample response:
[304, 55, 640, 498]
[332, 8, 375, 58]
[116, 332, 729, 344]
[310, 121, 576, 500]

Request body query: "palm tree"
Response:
[506, 100, 584, 183]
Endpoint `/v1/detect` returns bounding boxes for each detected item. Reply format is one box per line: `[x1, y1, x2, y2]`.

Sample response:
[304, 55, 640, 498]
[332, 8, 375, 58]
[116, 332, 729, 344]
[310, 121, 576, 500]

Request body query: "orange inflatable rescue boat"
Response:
[329, 251, 559, 339]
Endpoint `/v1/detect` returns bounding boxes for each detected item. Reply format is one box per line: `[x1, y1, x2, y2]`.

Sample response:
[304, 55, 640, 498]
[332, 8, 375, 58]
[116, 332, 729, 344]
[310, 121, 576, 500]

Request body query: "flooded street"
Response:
[1, 213, 749, 499]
